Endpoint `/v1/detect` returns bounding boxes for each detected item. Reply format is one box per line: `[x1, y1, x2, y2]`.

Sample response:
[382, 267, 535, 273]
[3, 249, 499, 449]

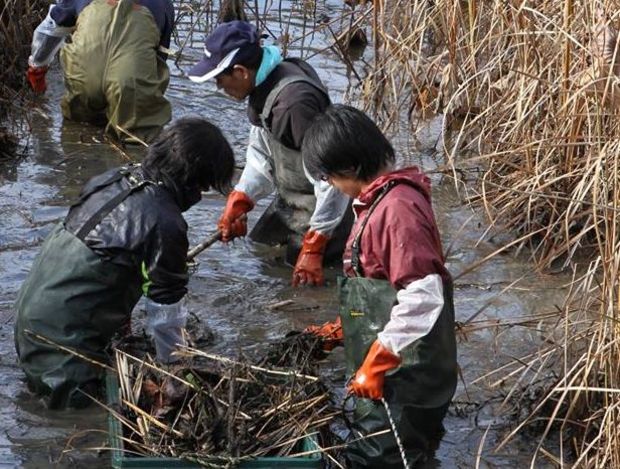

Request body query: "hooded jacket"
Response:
[343, 166, 452, 355]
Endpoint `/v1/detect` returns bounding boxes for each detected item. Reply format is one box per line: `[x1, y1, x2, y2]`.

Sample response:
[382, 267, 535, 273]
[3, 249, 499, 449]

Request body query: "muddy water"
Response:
[1, 2, 568, 467]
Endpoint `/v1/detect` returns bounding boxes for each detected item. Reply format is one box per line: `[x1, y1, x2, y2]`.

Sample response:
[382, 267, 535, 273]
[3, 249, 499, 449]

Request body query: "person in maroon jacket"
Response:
[303, 105, 457, 467]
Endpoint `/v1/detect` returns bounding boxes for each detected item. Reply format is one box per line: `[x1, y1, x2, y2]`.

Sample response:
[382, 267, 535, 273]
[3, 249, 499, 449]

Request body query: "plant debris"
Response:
[109, 332, 342, 466]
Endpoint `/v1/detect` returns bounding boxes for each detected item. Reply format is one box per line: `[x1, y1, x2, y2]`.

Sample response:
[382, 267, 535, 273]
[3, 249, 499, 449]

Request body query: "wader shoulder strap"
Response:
[350, 181, 398, 277]
[259, 75, 328, 130]
[76, 170, 126, 205]
[75, 169, 153, 241]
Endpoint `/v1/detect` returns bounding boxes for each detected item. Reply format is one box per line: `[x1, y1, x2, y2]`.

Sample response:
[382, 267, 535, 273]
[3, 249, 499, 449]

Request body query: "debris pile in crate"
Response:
[110, 332, 340, 466]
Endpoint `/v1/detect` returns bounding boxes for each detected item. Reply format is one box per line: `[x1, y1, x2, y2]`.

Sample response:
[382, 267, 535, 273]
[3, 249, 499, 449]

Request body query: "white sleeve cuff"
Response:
[235, 126, 276, 201]
[303, 160, 350, 236]
[377, 274, 444, 355]
[29, 7, 73, 67]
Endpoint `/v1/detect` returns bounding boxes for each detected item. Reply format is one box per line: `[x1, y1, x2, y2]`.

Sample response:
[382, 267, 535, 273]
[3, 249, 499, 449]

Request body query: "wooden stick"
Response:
[187, 230, 221, 261]
[115, 125, 149, 148]
[122, 399, 184, 437]
[177, 345, 320, 382]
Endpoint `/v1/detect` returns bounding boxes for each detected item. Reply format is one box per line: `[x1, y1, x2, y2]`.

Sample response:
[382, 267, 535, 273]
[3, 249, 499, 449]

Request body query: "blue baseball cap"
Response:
[189, 21, 259, 83]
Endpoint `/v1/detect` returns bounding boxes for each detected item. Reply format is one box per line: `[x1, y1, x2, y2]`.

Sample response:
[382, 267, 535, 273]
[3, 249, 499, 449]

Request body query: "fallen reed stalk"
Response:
[108, 332, 343, 465]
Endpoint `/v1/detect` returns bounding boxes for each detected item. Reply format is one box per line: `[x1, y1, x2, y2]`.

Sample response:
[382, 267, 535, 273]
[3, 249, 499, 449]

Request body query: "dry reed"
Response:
[109, 333, 343, 466]
[360, 0, 620, 466]
[0, 0, 46, 154]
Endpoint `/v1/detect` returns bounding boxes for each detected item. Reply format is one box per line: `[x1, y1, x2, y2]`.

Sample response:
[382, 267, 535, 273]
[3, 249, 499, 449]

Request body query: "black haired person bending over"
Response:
[15, 117, 235, 409]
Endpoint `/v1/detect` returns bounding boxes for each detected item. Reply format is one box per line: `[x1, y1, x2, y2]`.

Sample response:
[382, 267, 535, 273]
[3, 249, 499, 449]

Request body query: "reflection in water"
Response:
[0, 1, 564, 467]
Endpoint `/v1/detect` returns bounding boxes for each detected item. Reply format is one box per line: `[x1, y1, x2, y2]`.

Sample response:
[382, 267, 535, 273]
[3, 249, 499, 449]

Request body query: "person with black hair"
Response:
[303, 105, 457, 467]
[189, 21, 351, 287]
[14, 117, 235, 409]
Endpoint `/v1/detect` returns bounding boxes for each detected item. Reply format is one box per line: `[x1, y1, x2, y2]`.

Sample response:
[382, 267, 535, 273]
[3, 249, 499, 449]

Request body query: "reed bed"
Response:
[109, 333, 342, 466]
[360, 0, 620, 465]
[362, 0, 620, 268]
[0, 0, 46, 153]
[0, 0, 46, 97]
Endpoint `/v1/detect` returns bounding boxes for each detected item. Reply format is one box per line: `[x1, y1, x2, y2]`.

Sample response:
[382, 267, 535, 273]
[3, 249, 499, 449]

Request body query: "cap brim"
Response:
[188, 47, 241, 83]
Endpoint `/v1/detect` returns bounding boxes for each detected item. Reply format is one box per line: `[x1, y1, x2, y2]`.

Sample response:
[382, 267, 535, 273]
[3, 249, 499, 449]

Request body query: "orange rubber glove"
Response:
[349, 340, 402, 400]
[292, 230, 329, 287]
[217, 190, 254, 242]
[304, 316, 344, 351]
[27, 65, 48, 94]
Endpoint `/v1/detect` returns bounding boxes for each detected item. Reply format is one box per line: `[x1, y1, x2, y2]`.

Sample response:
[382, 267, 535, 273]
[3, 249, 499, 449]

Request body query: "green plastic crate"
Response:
[106, 373, 322, 468]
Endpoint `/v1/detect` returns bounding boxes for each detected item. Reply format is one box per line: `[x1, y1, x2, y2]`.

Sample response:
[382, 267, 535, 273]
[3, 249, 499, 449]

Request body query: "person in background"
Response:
[303, 105, 457, 467]
[14, 117, 235, 409]
[26, 0, 174, 143]
[188, 20, 351, 287]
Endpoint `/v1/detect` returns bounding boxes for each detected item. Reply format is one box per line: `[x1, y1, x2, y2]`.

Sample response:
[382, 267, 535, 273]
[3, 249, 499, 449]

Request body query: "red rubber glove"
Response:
[349, 340, 401, 400]
[292, 230, 329, 287]
[217, 190, 254, 242]
[304, 316, 344, 351]
[27, 65, 48, 94]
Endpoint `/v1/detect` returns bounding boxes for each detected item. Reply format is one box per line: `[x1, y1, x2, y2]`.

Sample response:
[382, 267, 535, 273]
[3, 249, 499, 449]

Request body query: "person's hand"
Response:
[217, 190, 254, 242]
[348, 340, 401, 400]
[292, 230, 329, 286]
[27, 65, 48, 93]
[304, 316, 344, 351]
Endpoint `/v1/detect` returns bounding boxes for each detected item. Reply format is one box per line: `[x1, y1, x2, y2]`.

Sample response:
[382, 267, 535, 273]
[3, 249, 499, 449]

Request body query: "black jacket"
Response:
[64, 165, 189, 304]
[247, 58, 330, 151]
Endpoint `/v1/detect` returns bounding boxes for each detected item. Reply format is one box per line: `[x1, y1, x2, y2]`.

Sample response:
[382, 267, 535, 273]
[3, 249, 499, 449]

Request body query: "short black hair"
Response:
[302, 104, 395, 182]
[219, 43, 263, 75]
[142, 116, 234, 194]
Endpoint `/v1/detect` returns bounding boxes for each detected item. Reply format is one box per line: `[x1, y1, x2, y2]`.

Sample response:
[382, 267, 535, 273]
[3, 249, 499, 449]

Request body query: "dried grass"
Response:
[108, 333, 344, 466]
[360, 0, 620, 465]
[0, 0, 46, 104]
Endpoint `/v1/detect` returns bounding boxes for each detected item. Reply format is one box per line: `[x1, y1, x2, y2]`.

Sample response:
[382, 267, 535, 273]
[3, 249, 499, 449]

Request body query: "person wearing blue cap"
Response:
[26, 0, 174, 143]
[189, 20, 352, 287]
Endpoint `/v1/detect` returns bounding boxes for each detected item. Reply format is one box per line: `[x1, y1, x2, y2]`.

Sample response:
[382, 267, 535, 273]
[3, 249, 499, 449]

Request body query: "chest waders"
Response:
[14, 169, 152, 409]
[248, 76, 353, 263]
[60, 0, 171, 144]
[339, 182, 457, 468]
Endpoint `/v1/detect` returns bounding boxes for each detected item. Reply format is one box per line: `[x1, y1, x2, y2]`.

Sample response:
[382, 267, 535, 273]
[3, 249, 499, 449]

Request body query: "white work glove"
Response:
[145, 298, 188, 363]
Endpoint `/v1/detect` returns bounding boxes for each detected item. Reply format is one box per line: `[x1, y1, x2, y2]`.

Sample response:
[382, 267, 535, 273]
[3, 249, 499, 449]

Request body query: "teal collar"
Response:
[255, 45, 283, 86]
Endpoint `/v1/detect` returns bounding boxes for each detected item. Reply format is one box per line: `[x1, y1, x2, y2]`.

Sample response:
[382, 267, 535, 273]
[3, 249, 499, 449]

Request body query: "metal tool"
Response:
[381, 397, 410, 469]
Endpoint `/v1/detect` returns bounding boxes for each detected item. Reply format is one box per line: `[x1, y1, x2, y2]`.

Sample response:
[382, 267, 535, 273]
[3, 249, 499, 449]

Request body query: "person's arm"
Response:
[29, 3, 75, 68]
[376, 197, 447, 353]
[307, 168, 350, 236]
[141, 215, 190, 363]
[158, 0, 175, 49]
[218, 126, 275, 242]
[142, 0, 175, 53]
[26, 3, 75, 93]
[235, 126, 276, 201]
[378, 274, 444, 354]
[291, 158, 350, 286]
